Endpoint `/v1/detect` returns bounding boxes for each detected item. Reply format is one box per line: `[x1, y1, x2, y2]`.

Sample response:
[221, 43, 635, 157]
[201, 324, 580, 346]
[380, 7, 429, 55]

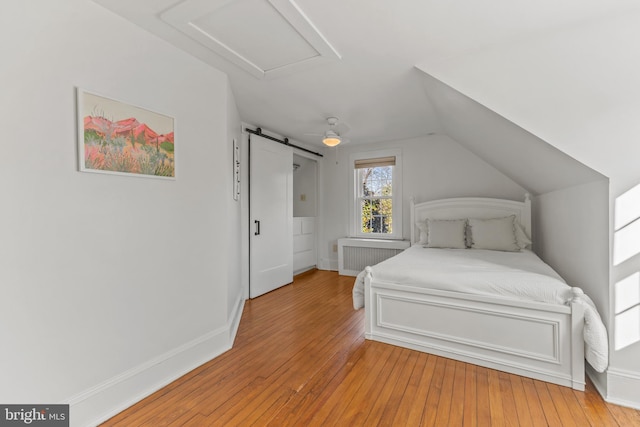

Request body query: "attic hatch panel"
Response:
[192, 0, 319, 72]
[162, 0, 341, 79]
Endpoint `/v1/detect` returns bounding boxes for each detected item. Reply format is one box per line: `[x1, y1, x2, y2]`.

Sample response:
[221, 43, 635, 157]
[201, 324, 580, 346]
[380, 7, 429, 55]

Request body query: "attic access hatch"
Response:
[161, 0, 341, 79]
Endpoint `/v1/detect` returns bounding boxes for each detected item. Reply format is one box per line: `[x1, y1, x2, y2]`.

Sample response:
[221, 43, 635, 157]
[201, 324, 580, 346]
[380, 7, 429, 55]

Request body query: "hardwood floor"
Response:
[102, 270, 640, 426]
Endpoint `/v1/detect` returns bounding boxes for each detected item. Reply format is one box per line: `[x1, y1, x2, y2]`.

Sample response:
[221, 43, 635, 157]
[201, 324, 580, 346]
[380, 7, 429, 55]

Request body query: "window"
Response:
[350, 150, 402, 239]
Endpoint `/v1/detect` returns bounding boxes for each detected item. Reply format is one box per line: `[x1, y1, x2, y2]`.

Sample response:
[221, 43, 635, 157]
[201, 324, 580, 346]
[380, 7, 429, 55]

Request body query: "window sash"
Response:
[357, 164, 394, 235]
[359, 197, 393, 234]
[357, 166, 393, 198]
[349, 149, 402, 239]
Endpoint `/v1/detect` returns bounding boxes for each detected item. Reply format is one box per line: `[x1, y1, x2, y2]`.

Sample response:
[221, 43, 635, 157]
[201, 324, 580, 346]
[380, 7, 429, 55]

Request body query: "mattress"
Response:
[368, 245, 573, 305]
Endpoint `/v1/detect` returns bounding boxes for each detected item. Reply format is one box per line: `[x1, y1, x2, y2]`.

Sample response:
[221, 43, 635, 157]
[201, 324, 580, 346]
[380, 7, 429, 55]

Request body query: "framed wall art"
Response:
[77, 89, 175, 179]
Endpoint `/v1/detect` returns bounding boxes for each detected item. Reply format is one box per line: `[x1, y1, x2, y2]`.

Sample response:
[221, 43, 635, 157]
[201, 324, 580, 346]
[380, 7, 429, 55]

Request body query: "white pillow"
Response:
[425, 219, 467, 249]
[515, 223, 532, 249]
[416, 220, 429, 245]
[468, 215, 520, 252]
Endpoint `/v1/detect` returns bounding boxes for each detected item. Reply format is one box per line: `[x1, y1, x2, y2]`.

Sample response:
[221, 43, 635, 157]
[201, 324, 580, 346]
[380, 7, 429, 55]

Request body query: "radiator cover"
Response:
[338, 238, 410, 276]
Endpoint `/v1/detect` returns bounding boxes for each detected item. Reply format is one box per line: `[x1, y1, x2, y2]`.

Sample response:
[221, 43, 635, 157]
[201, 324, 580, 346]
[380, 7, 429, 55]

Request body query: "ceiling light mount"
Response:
[323, 131, 341, 147]
[322, 117, 342, 147]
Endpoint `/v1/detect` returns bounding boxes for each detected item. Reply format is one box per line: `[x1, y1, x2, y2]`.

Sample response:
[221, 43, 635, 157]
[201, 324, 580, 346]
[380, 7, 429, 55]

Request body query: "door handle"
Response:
[255, 220, 261, 236]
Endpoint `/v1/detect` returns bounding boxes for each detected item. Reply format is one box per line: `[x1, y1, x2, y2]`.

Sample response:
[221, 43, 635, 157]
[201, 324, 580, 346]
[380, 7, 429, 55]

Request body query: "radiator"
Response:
[338, 238, 410, 276]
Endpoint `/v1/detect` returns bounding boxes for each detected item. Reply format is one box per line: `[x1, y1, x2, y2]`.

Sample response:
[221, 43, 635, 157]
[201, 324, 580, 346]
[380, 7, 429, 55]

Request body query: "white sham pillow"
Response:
[468, 215, 520, 252]
[515, 223, 532, 249]
[416, 220, 429, 245]
[424, 219, 467, 249]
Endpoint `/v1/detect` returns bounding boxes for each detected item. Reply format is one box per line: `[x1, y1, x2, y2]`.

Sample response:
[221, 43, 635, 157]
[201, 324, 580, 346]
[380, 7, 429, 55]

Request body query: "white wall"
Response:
[534, 181, 610, 317]
[226, 84, 244, 329]
[0, 1, 241, 425]
[293, 154, 317, 217]
[533, 180, 611, 391]
[240, 127, 251, 301]
[319, 134, 528, 269]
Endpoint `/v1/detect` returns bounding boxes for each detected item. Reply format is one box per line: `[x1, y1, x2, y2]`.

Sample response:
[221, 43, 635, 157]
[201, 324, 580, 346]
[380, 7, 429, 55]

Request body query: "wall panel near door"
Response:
[293, 217, 316, 274]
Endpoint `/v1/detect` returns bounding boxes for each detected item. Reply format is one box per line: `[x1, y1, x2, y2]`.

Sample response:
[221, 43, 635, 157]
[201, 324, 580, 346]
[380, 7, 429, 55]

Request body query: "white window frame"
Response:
[349, 149, 403, 239]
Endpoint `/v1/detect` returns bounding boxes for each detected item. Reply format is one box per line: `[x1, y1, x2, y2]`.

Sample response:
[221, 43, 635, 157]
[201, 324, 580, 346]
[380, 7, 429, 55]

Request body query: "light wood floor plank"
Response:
[520, 377, 548, 427]
[433, 358, 457, 426]
[404, 354, 438, 426]
[356, 347, 411, 425]
[508, 374, 534, 427]
[267, 315, 366, 426]
[547, 382, 580, 427]
[498, 371, 519, 426]
[462, 363, 478, 427]
[306, 342, 396, 426]
[558, 385, 596, 427]
[475, 366, 492, 426]
[329, 344, 403, 425]
[488, 369, 506, 427]
[271, 336, 367, 426]
[375, 349, 420, 425]
[100, 270, 640, 427]
[534, 380, 563, 427]
[421, 356, 447, 426]
[388, 351, 430, 426]
[447, 361, 467, 427]
[582, 379, 627, 427]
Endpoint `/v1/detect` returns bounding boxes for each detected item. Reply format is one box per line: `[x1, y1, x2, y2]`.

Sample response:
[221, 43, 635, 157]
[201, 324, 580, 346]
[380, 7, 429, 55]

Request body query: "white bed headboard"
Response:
[410, 195, 532, 245]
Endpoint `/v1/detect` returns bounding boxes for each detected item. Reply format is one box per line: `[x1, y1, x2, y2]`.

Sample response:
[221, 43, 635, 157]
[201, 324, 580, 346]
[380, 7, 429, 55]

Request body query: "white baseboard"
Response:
[318, 258, 338, 271]
[586, 364, 607, 397]
[228, 293, 245, 344]
[293, 266, 317, 276]
[606, 368, 640, 410]
[68, 297, 246, 427]
[587, 365, 640, 410]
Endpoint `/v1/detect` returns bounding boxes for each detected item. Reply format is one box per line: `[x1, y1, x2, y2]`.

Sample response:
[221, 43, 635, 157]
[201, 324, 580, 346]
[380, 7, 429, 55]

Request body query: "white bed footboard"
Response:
[364, 268, 585, 390]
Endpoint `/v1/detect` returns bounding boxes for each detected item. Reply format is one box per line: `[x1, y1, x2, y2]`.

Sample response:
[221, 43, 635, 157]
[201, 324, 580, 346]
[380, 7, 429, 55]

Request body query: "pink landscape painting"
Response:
[79, 90, 175, 178]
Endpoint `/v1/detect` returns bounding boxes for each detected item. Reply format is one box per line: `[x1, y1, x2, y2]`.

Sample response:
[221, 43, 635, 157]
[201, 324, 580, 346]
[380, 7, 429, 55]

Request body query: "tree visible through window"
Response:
[359, 166, 393, 234]
[352, 153, 401, 239]
[355, 152, 398, 236]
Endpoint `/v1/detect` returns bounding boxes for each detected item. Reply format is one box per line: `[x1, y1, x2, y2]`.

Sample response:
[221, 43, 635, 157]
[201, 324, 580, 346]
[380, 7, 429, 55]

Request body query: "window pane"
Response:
[360, 198, 392, 234]
[361, 199, 373, 233]
[359, 166, 393, 197]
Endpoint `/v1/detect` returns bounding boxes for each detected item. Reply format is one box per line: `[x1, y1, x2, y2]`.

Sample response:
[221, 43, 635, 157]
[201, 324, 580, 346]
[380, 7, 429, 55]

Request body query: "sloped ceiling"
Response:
[415, 5, 640, 191]
[93, 0, 638, 193]
[419, 72, 605, 195]
[94, 0, 636, 144]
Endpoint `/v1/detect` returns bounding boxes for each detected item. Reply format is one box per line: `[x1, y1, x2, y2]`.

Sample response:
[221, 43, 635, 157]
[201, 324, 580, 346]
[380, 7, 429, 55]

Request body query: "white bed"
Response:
[356, 195, 607, 390]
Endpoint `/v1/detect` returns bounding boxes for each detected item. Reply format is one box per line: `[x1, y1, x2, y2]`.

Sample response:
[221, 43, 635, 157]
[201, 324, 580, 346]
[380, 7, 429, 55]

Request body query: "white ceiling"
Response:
[94, 0, 639, 149]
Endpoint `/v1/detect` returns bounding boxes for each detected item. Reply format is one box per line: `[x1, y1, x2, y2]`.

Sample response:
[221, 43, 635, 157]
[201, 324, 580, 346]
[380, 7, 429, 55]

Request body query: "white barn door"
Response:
[250, 134, 293, 298]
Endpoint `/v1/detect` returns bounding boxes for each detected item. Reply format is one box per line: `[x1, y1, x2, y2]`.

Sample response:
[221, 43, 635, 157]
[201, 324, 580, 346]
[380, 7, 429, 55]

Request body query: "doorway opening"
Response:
[293, 153, 318, 275]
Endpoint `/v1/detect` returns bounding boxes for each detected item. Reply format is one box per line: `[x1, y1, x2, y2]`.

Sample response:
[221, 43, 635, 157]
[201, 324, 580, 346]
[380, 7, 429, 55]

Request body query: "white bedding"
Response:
[352, 245, 608, 372]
